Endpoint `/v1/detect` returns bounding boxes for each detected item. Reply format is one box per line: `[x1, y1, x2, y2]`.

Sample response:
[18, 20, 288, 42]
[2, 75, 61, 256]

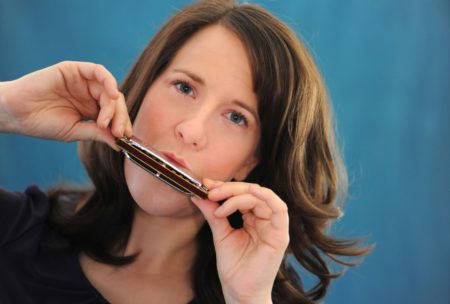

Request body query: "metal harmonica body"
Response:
[116, 136, 208, 199]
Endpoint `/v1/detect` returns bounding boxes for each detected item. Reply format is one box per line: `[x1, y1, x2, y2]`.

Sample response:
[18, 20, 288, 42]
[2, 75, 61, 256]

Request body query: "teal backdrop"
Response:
[1, 1, 449, 303]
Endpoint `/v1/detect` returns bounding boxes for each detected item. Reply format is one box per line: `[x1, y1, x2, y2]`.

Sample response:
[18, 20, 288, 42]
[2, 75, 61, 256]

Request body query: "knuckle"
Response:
[117, 93, 127, 105]
[249, 182, 259, 188]
[279, 202, 288, 213]
[265, 187, 276, 197]
[96, 63, 106, 71]
[56, 61, 74, 71]
[58, 60, 71, 66]
[283, 235, 290, 248]
[264, 188, 279, 202]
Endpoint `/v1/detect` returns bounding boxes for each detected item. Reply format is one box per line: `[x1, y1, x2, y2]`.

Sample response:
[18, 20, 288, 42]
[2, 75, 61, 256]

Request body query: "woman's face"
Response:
[124, 25, 260, 218]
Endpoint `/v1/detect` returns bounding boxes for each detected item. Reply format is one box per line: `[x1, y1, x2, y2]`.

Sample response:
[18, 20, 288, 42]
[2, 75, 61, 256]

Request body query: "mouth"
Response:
[116, 136, 208, 199]
[161, 151, 189, 171]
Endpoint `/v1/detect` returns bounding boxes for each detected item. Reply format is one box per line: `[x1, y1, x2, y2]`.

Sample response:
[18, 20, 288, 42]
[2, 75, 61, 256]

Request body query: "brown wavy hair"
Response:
[48, 1, 370, 303]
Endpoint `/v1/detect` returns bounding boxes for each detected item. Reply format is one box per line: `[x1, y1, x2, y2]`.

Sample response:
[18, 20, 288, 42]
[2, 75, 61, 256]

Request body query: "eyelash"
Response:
[226, 111, 248, 127]
[173, 79, 195, 97]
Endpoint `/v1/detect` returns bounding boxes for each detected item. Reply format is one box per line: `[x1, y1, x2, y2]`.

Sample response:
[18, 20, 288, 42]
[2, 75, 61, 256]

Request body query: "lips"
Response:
[161, 151, 189, 170]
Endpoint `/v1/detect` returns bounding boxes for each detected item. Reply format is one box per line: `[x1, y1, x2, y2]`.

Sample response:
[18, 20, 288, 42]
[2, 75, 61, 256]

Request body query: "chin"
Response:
[125, 160, 200, 217]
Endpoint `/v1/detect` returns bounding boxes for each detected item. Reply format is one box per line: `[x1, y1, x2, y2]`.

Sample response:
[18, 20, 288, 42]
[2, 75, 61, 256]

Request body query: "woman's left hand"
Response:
[191, 179, 289, 304]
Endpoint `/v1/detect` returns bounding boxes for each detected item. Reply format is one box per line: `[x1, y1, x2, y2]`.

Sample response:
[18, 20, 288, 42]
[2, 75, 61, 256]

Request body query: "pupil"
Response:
[182, 84, 190, 93]
[231, 113, 241, 123]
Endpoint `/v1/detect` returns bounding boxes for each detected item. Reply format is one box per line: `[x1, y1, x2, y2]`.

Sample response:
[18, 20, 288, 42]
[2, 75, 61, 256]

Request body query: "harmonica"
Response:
[116, 136, 209, 199]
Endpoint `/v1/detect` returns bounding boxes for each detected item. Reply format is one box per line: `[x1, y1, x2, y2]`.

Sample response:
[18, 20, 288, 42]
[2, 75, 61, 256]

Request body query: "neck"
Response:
[123, 206, 205, 275]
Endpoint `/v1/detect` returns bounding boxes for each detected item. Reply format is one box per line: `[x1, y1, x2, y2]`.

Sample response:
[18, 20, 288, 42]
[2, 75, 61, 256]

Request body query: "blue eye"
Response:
[227, 111, 248, 126]
[174, 81, 194, 96]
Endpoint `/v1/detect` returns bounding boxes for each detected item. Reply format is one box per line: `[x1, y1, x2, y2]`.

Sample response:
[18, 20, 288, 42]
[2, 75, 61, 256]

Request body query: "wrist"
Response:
[224, 296, 272, 304]
[0, 81, 15, 133]
[223, 290, 272, 304]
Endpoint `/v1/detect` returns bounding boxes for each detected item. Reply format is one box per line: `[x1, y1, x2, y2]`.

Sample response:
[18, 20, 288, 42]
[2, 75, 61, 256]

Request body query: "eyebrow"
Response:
[173, 68, 205, 85]
[172, 68, 259, 124]
[232, 100, 259, 125]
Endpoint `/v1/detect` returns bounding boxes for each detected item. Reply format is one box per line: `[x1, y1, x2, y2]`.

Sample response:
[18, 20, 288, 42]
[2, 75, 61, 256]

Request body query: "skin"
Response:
[0, 25, 289, 304]
[0, 61, 132, 147]
[124, 24, 260, 218]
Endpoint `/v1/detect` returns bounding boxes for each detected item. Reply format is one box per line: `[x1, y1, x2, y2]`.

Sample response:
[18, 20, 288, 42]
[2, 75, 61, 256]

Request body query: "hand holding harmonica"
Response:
[0, 62, 132, 147]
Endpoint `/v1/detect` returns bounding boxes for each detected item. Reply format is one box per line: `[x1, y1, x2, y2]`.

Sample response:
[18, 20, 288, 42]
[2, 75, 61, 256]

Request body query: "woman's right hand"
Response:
[0, 61, 132, 150]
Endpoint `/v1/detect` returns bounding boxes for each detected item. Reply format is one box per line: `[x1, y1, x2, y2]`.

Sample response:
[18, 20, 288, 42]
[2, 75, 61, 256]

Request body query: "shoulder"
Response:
[0, 184, 48, 206]
[0, 185, 49, 246]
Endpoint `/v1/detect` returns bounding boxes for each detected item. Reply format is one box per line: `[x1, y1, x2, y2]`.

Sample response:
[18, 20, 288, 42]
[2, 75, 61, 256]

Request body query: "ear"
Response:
[233, 155, 259, 181]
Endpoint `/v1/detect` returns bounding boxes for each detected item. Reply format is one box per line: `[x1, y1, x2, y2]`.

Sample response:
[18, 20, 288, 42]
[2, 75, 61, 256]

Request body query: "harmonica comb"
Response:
[116, 136, 208, 199]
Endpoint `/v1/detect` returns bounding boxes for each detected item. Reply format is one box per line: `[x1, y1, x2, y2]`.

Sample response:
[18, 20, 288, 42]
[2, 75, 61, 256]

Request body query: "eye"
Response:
[226, 111, 248, 126]
[174, 80, 194, 97]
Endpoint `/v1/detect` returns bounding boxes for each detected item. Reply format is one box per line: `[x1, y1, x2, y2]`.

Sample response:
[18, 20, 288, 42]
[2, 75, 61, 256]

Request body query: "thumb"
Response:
[191, 196, 233, 243]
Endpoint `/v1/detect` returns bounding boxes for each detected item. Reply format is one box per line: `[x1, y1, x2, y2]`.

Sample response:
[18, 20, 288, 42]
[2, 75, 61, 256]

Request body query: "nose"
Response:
[175, 112, 207, 149]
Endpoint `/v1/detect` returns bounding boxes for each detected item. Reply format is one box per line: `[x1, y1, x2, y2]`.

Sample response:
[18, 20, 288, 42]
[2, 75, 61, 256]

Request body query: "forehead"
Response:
[173, 25, 247, 61]
[168, 25, 255, 95]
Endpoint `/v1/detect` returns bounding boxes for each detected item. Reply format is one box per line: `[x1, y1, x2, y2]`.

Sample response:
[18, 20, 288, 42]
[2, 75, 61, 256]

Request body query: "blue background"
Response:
[1, 1, 449, 303]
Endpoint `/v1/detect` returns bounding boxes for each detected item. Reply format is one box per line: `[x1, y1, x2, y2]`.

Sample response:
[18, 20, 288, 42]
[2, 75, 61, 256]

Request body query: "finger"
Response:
[78, 62, 119, 99]
[110, 93, 132, 138]
[207, 181, 252, 202]
[241, 212, 256, 227]
[190, 196, 233, 243]
[203, 178, 224, 190]
[96, 93, 115, 129]
[87, 80, 102, 101]
[122, 95, 133, 137]
[70, 121, 119, 151]
[248, 184, 289, 230]
[214, 194, 272, 220]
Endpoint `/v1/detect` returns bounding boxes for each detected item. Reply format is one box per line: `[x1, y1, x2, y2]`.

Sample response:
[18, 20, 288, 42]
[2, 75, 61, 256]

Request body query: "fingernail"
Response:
[125, 123, 133, 137]
[103, 117, 111, 128]
[117, 123, 125, 136]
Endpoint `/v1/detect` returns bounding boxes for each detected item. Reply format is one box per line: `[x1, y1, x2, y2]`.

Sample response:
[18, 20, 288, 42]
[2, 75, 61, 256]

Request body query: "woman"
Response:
[0, 0, 369, 303]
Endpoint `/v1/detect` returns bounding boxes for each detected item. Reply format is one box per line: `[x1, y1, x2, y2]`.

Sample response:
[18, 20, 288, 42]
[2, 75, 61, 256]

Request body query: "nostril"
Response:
[175, 121, 204, 149]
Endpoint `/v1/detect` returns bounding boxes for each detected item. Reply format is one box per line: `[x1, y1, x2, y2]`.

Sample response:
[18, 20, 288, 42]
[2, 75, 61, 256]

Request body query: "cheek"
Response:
[199, 137, 256, 180]
[124, 158, 146, 198]
[133, 96, 169, 139]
